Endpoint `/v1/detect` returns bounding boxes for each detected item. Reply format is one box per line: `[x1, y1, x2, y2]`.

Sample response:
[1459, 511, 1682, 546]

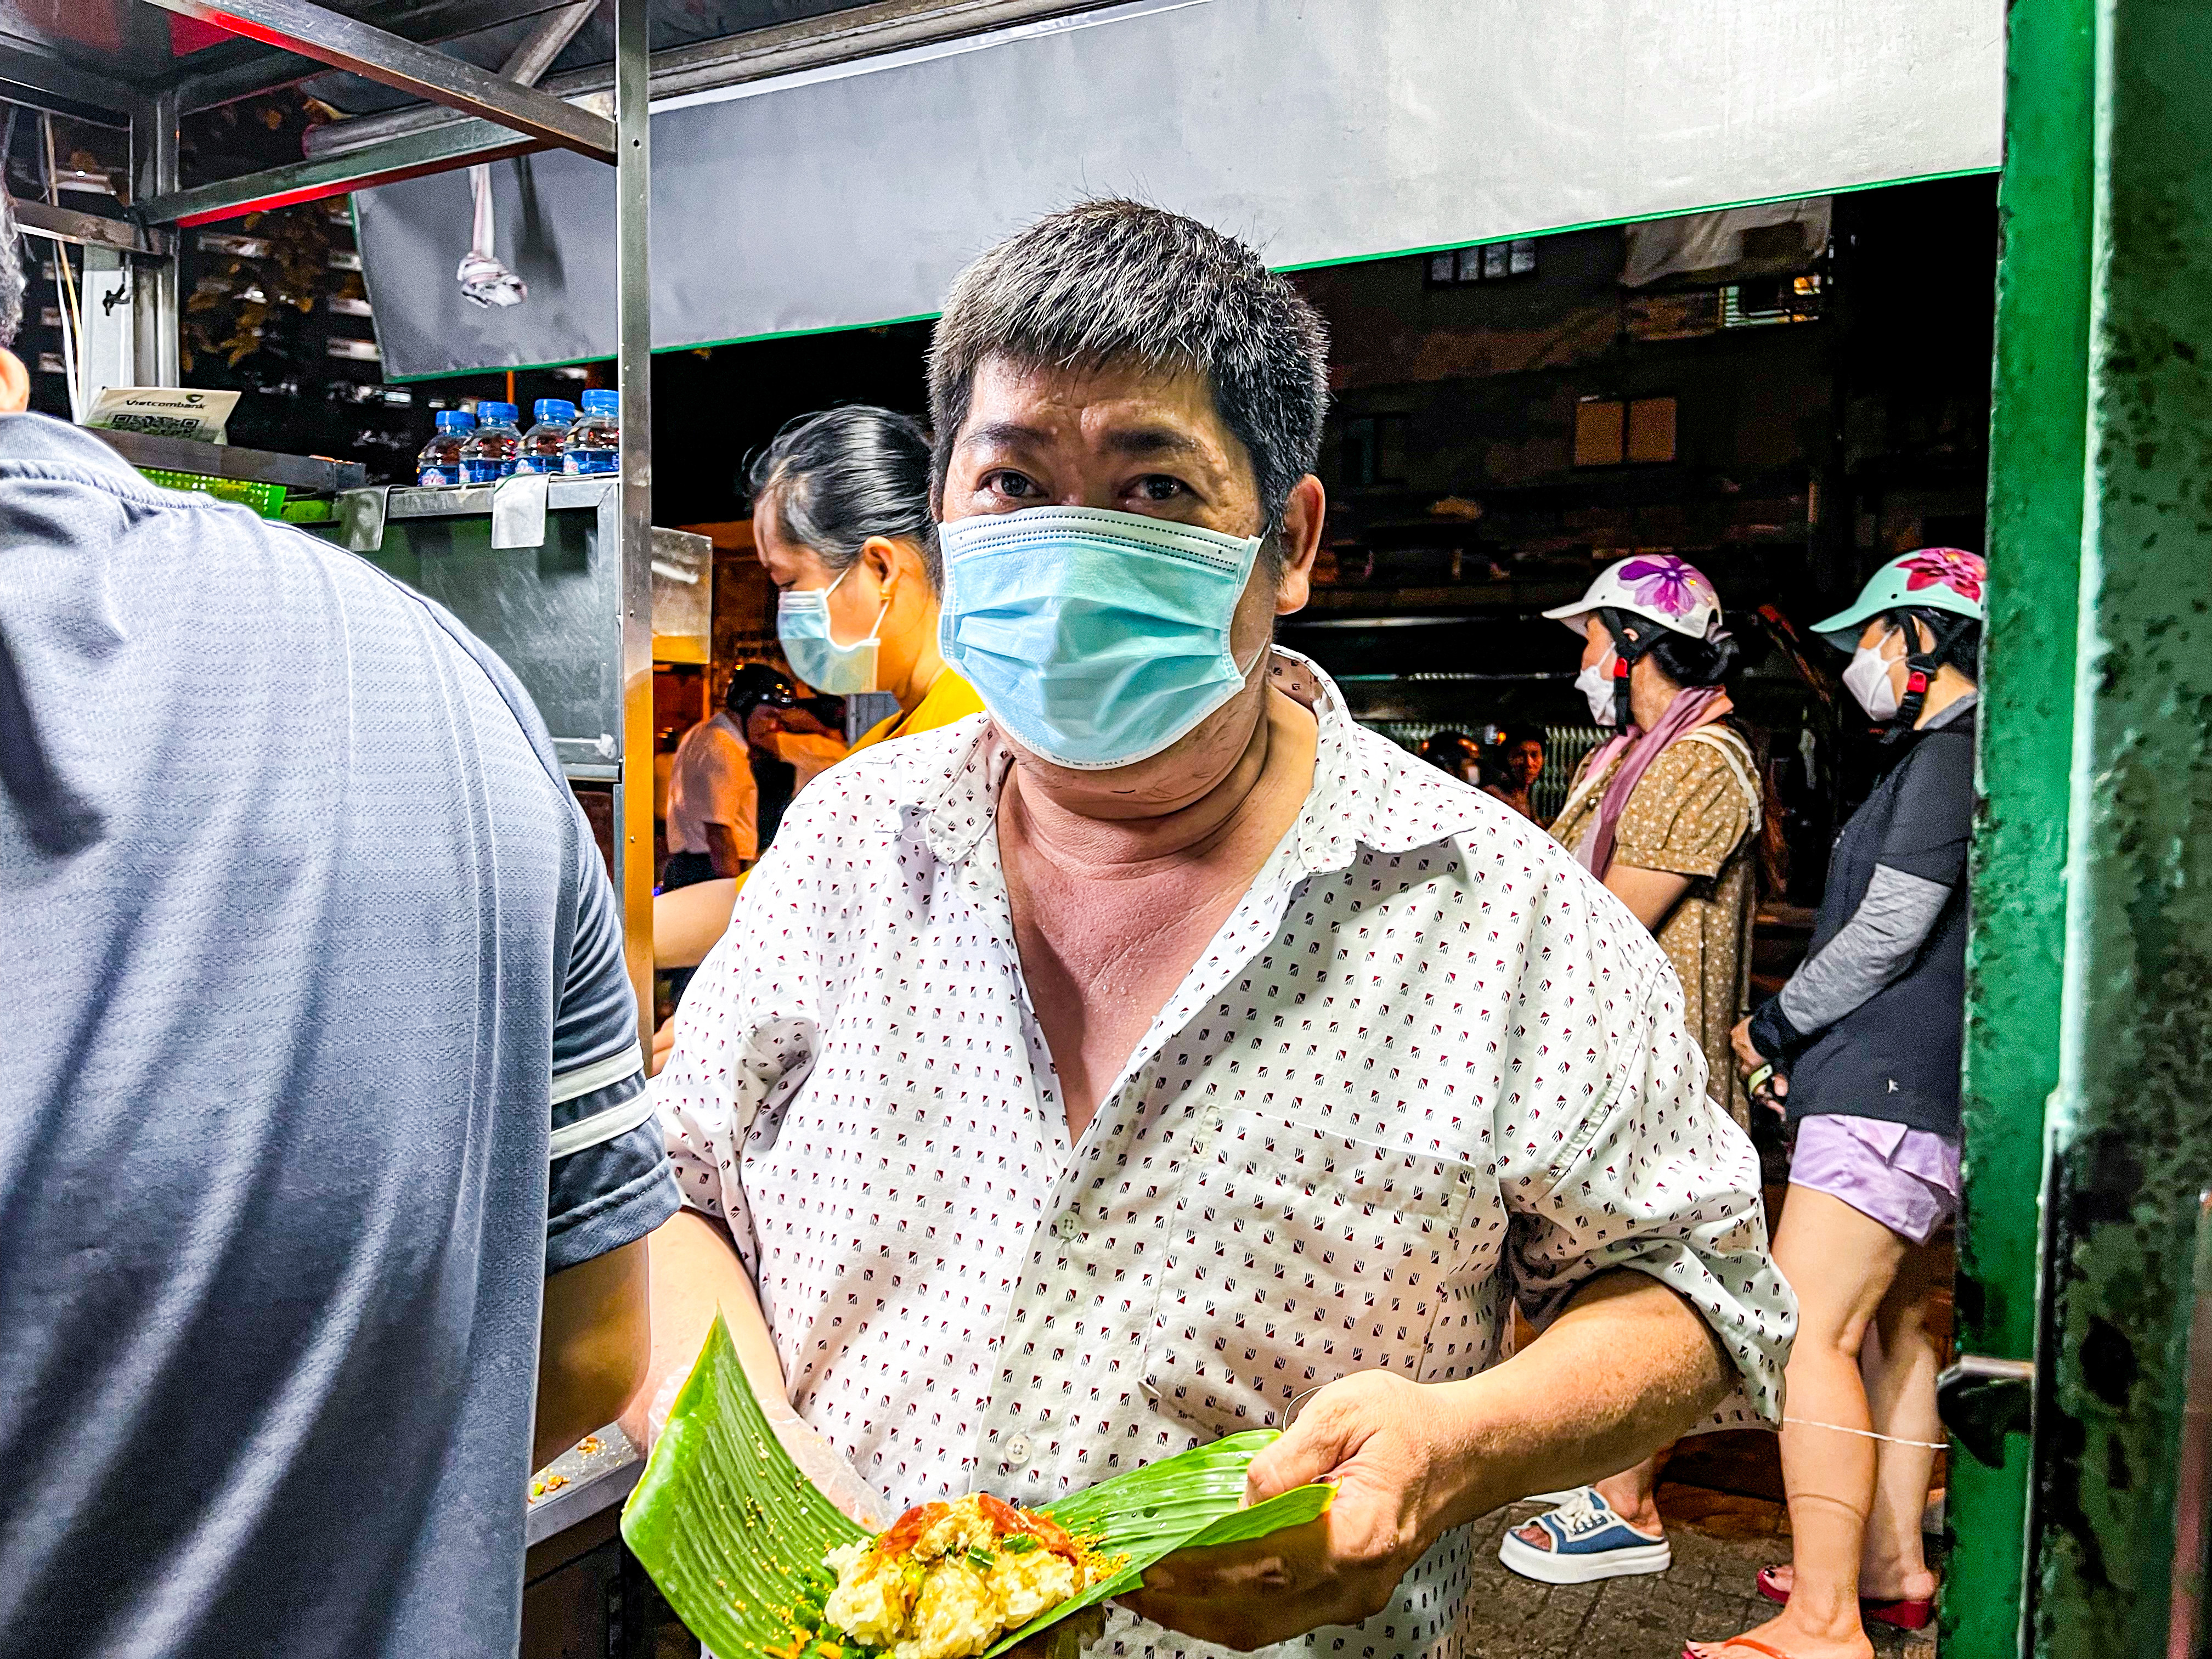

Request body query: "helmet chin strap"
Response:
[1886, 607, 1974, 739]
[1598, 608, 1661, 731]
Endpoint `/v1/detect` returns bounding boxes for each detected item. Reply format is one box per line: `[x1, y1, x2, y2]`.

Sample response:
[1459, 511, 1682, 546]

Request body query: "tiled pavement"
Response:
[1457, 1486, 1938, 1659]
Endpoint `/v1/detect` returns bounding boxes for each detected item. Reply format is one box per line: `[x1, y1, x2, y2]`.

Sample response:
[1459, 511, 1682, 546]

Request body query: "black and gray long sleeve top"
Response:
[1750, 696, 1977, 1136]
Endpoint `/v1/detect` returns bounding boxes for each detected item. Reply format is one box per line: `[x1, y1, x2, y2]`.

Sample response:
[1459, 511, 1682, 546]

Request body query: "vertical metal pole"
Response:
[2029, 0, 2212, 1653]
[614, 0, 654, 1046]
[130, 89, 180, 387]
[1951, 0, 2094, 1654]
[76, 246, 137, 409]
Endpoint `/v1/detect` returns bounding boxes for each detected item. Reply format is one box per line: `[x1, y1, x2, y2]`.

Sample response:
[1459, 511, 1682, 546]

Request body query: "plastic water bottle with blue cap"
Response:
[461, 401, 522, 484]
[515, 399, 576, 476]
[563, 388, 619, 476]
[416, 409, 475, 487]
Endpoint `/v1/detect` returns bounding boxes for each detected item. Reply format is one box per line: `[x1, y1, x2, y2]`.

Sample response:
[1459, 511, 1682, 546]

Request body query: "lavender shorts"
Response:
[1790, 1114, 1962, 1245]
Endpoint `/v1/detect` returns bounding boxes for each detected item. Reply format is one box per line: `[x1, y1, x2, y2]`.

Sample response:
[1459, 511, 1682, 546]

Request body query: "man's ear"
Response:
[0, 347, 31, 414]
[1271, 473, 1327, 618]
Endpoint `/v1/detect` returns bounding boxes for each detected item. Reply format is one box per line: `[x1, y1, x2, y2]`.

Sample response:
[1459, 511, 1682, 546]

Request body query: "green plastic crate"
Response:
[134, 466, 288, 518]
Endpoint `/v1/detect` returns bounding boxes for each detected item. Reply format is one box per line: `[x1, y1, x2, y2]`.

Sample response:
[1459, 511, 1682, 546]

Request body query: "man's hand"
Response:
[703, 820, 749, 880]
[1121, 1372, 1463, 1649]
[1123, 1273, 1733, 1649]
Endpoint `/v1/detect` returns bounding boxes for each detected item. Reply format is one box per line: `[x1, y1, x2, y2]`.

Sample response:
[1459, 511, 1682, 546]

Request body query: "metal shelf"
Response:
[90, 426, 369, 494]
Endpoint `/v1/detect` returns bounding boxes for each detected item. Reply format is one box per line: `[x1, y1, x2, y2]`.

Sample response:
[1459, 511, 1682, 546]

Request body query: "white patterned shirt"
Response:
[654, 652, 1794, 1659]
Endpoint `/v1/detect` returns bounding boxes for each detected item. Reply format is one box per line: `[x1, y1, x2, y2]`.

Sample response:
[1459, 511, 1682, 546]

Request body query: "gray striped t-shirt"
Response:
[0, 413, 677, 1658]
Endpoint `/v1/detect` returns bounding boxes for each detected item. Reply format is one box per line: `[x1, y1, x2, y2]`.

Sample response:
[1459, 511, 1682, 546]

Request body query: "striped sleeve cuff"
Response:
[550, 1041, 650, 1160]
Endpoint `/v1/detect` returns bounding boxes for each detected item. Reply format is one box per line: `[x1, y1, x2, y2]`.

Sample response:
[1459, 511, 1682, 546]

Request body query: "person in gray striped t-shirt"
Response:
[0, 190, 675, 1657]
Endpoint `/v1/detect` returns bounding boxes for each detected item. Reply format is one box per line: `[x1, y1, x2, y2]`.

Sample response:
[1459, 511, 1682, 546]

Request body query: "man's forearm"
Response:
[1430, 1269, 1730, 1530]
[617, 1207, 782, 1449]
[618, 1207, 889, 1526]
[654, 877, 741, 970]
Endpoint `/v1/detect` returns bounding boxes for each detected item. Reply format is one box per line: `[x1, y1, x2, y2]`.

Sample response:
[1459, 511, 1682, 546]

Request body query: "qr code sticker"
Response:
[109, 414, 203, 439]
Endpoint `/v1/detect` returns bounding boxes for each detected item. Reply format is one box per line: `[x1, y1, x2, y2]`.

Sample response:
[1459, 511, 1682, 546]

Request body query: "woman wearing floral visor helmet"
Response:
[1501, 554, 1783, 1587]
[1690, 548, 1985, 1659]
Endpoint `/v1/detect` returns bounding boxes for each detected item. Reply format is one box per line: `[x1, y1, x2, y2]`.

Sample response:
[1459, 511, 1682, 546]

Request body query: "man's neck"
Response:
[1001, 686, 1316, 878]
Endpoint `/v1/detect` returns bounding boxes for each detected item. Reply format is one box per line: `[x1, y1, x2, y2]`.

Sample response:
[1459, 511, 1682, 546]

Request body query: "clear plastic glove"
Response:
[640, 1366, 890, 1530]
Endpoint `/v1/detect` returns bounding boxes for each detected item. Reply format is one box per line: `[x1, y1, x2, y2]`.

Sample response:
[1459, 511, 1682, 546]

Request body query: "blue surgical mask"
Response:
[937, 505, 1267, 770]
[777, 565, 887, 696]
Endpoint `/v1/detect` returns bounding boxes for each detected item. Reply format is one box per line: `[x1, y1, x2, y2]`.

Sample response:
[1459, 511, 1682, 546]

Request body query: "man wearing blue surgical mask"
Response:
[645, 202, 1795, 1659]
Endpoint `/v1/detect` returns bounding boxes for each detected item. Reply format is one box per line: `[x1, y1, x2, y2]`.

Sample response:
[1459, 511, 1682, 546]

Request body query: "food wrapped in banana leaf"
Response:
[622, 1316, 1333, 1659]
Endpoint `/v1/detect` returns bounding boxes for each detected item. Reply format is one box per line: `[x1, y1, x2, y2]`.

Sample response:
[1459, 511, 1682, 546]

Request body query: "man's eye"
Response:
[985, 471, 1037, 498]
[1135, 476, 1185, 501]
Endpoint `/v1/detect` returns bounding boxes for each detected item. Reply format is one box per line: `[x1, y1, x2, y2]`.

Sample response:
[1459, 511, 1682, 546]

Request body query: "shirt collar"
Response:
[1921, 691, 1978, 730]
[918, 647, 1492, 874]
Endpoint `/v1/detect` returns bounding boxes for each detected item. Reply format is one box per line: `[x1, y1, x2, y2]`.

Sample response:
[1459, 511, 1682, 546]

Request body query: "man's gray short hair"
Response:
[0, 192, 22, 348]
[927, 200, 1329, 543]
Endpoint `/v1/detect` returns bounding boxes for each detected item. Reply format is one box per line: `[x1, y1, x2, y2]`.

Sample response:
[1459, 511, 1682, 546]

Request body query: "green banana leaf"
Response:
[622, 1314, 1334, 1659]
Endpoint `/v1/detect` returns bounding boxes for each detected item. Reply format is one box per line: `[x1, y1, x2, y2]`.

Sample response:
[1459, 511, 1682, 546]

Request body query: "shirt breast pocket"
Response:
[1139, 1107, 1482, 1439]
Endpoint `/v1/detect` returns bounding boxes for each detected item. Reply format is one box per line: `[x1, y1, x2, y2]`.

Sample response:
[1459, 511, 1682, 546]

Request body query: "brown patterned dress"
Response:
[1551, 727, 1761, 1127]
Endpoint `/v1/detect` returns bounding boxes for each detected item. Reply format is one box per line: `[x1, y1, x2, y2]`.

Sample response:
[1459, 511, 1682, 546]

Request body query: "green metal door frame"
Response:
[1951, 0, 2093, 1653]
[2039, 0, 2212, 1650]
[1961, 1, 2212, 1655]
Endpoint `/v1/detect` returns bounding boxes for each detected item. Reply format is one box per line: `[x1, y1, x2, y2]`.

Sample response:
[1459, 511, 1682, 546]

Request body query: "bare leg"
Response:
[1592, 1449, 1668, 1536]
[1857, 1242, 1943, 1600]
[1690, 1186, 1906, 1659]
[1765, 1246, 1943, 1603]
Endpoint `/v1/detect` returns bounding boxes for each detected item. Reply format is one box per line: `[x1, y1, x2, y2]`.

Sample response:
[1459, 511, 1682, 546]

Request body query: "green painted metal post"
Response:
[2030, 0, 2212, 1652]
[1953, 0, 2094, 1654]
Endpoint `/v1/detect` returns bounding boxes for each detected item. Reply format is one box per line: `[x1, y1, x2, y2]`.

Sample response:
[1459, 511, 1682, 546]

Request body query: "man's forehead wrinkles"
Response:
[1099, 427, 1208, 460]
[958, 420, 1054, 451]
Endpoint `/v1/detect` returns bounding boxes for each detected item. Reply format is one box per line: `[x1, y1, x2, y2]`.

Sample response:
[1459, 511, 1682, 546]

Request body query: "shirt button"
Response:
[1203, 1111, 1226, 1132]
[1054, 1214, 1079, 1240]
[1005, 1434, 1030, 1462]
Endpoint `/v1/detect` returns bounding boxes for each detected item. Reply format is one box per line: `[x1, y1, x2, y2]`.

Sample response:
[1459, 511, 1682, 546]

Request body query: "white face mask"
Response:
[1576, 652, 1619, 726]
[1843, 630, 1903, 720]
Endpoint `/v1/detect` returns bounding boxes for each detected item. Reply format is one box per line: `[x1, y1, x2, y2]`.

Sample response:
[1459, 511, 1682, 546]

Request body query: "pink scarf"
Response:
[1573, 686, 1734, 880]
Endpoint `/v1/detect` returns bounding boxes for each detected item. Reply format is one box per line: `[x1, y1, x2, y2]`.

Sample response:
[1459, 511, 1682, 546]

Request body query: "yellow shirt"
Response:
[852, 669, 987, 753]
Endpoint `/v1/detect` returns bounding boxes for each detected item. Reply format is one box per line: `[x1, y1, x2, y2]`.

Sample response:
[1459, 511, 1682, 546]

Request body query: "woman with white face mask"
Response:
[1692, 548, 1985, 1659]
[1503, 555, 1781, 1588]
[651, 407, 984, 981]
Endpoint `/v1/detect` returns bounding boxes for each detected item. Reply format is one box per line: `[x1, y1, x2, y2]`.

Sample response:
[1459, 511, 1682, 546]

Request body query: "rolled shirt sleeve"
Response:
[1504, 955, 1795, 1423]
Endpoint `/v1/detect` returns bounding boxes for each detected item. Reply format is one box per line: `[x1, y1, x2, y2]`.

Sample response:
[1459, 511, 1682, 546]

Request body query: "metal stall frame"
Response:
[0, 0, 1126, 1040]
[0, 0, 657, 1042]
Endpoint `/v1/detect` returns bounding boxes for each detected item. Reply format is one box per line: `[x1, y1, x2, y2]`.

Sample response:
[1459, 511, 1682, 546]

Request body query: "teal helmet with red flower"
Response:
[1812, 548, 1987, 650]
[1816, 548, 1987, 733]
